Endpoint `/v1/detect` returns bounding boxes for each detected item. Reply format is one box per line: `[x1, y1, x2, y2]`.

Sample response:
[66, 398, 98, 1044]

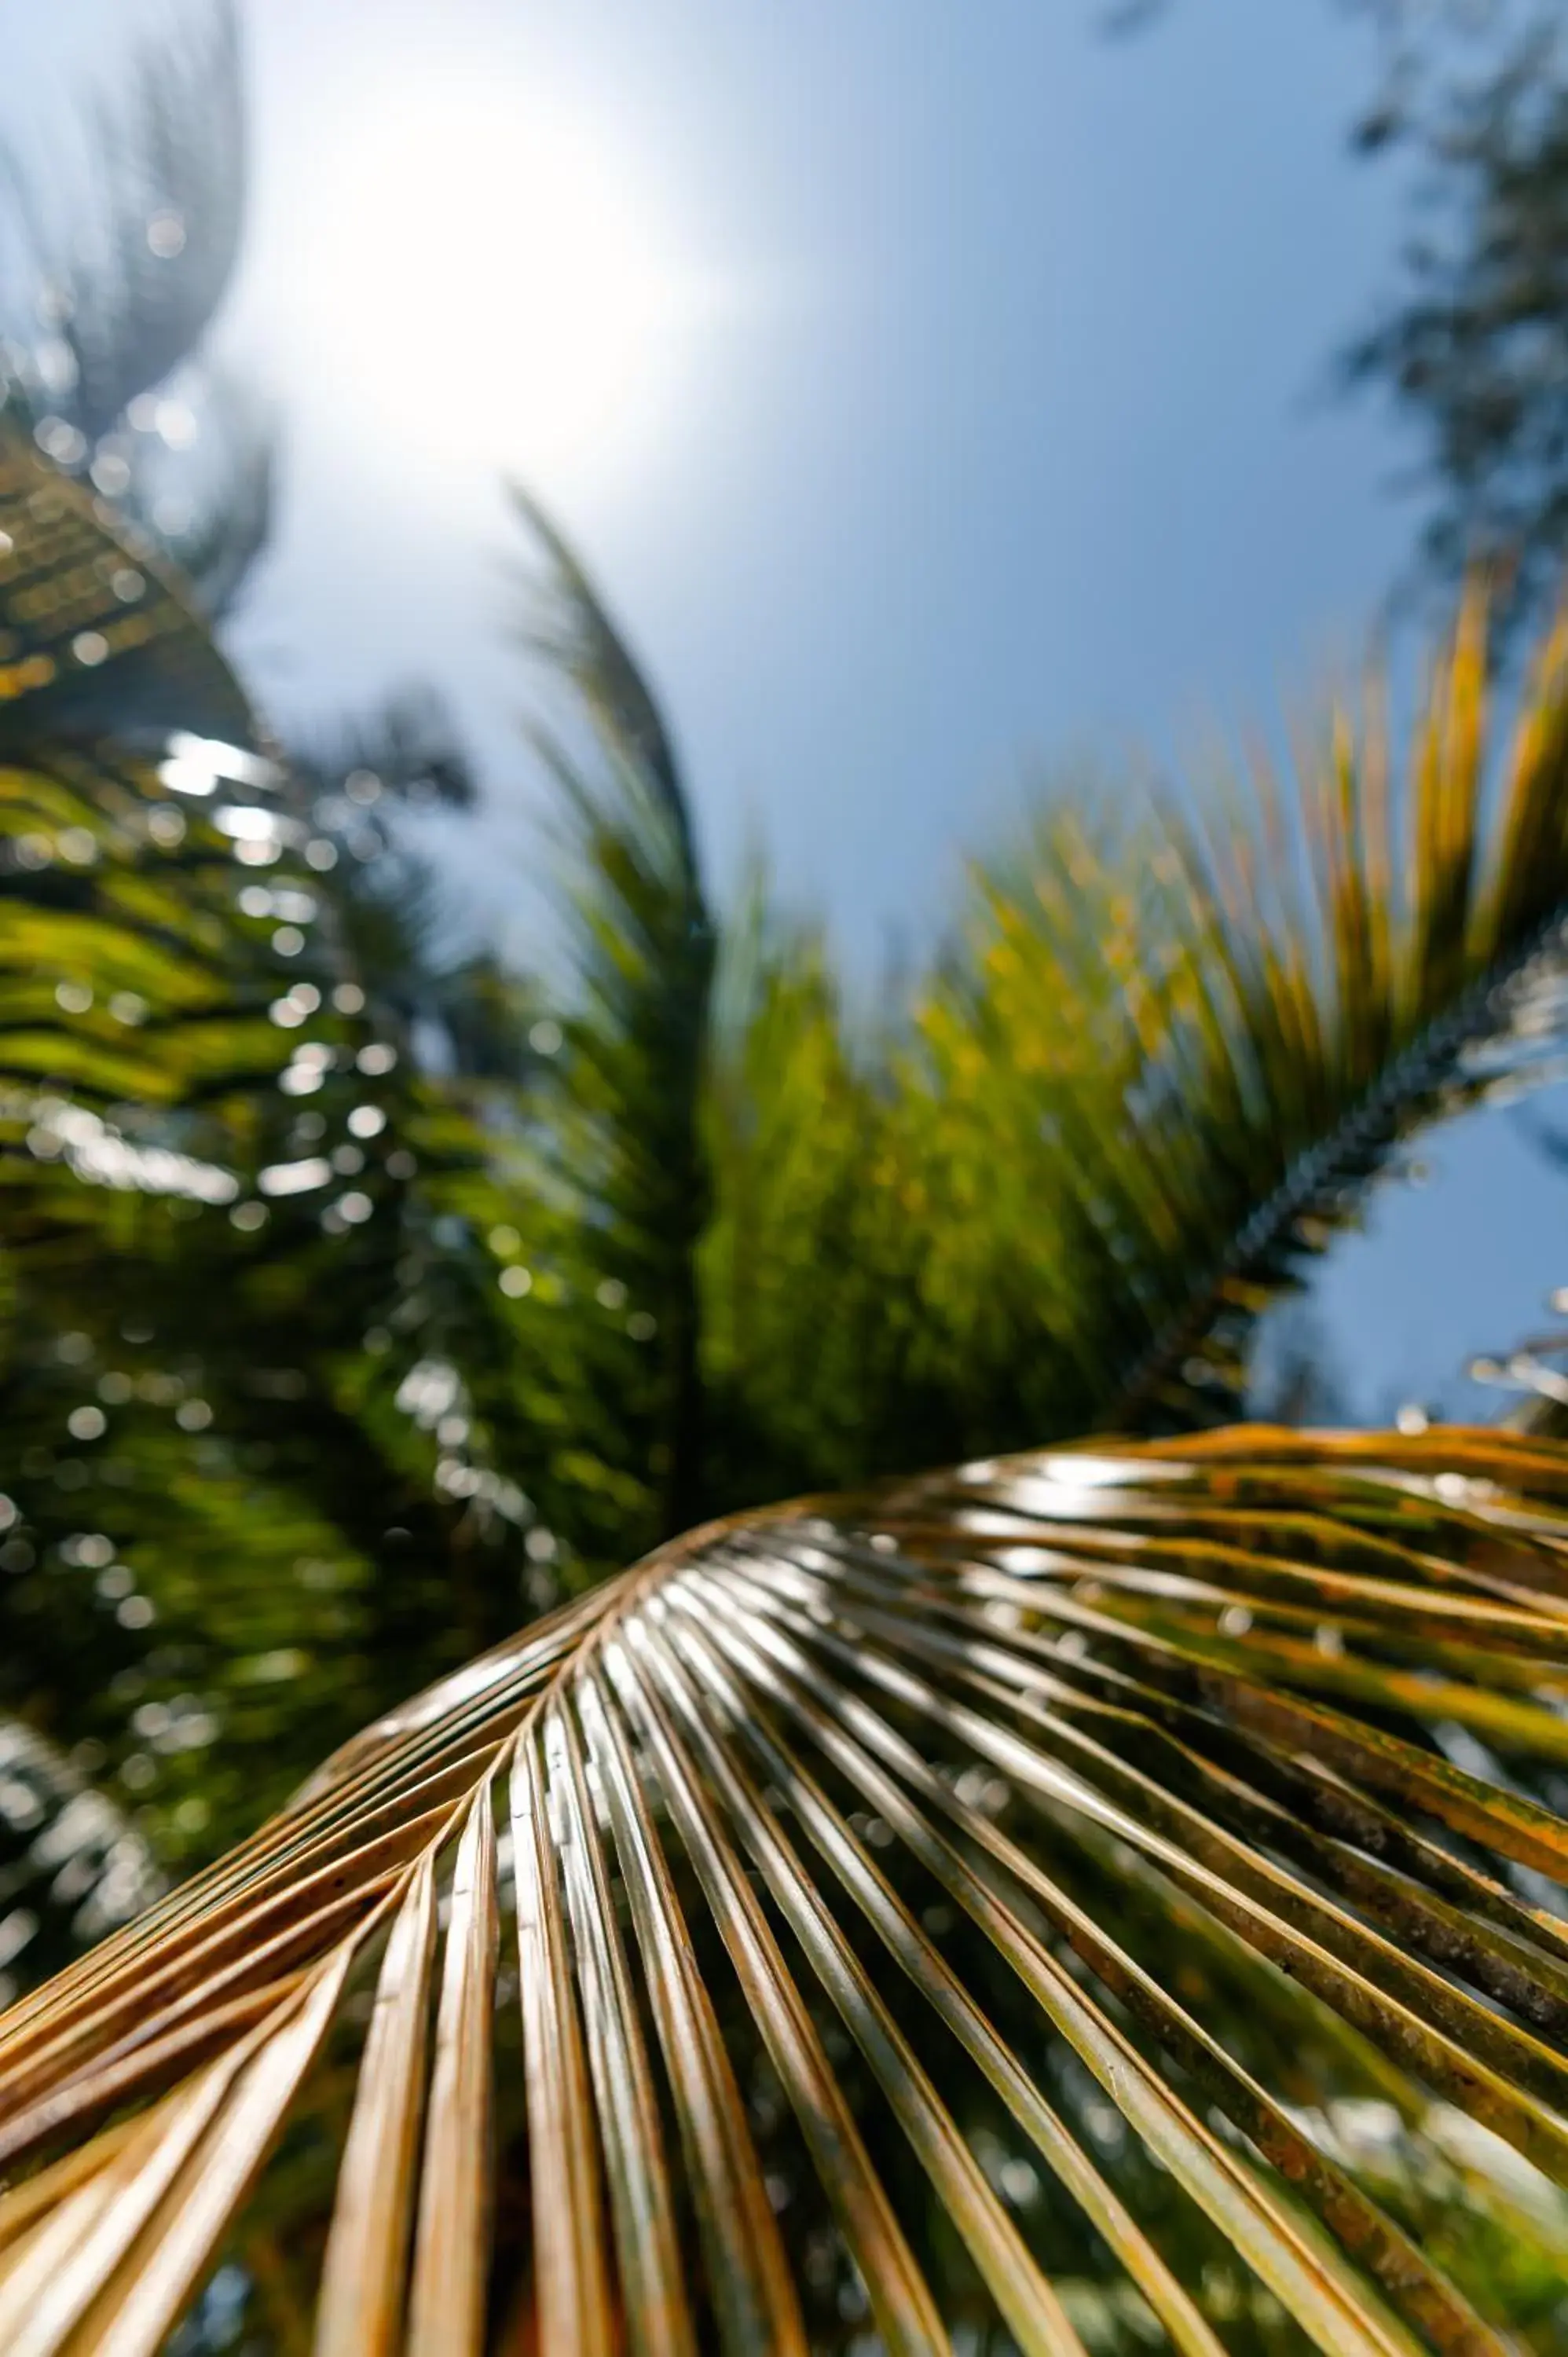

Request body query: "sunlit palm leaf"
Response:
[6, 1428, 1568, 2348]
[909, 587, 1568, 1442]
[0, 415, 255, 751]
[556, 559, 1568, 1494]
[698, 886, 917, 1503]
[0, 0, 261, 617]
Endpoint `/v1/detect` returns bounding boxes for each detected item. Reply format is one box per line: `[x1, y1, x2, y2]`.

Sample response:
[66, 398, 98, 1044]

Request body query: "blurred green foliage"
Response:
[7, 409, 1568, 1978]
[2, 1, 1568, 1989]
[5, 12, 1568, 2348]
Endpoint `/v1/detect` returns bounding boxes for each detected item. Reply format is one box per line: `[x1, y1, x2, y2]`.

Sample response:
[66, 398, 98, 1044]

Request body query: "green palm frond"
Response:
[699, 886, 917, 1501]
[906, 585, 1568, 1444]
[0, 443, 661, 1879]
[513, 487, 715, 1541]
[493, 525, 1568, 1512]
[513, 530, 1568, 1489]
[5, 1425, 1568, 2350]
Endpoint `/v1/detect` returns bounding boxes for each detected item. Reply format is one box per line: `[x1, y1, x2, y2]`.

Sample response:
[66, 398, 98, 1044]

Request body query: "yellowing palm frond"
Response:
[5, 1428, 1568, 2350]
[908, 588, 1568, 1443]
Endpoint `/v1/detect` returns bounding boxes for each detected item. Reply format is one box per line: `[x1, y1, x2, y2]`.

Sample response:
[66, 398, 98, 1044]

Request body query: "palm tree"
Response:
[0, 3, 639, 1930]
[14, 12, 1568, 2351]
[10, 398, 1568, 2343]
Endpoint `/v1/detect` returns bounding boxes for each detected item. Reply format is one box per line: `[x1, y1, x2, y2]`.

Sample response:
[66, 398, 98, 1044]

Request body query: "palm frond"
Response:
[513, 488, 715, 1541]
[907, 585, 1568, 1443]
[1, 448, 667, 1892]
[2, 1, 245, 450]
[0, 413, 255, 752]
[699, 885, 919, 1502]
[5, 1426, 1568, 2348]
[0, 450, 463, 1842]
[0, 2, 270, 621]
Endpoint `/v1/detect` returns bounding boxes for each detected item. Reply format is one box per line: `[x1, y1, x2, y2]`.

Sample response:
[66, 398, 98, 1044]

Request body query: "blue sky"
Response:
[13, 0, 1567, 1420]
[221, 0, 1421, 940]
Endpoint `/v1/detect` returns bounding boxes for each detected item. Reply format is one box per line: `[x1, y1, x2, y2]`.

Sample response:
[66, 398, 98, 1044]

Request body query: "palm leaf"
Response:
[518, 552, 1568, 1494]
[0, 448, 658, 1890]
[5, 1426, 1568, 2347]
[5, 0, 247, 449]
[0, 2, 266, 618]
[698, 886, 919, 1501]
[0, 413, 255, 752]
[512, 487, 715, 1542]
[905, 586, 1568, 1444]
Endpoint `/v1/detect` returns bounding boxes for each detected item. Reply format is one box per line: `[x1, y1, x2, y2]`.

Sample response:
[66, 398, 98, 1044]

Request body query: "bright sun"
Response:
[301, 88, 702, 493]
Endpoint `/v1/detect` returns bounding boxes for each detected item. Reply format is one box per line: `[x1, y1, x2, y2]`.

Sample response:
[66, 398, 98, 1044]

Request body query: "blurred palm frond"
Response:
[904, 585, 1568, 1448]
[37, 1, 245, 449]
[0, 412, 257, 753]
[513, 486, 715, 1541]
[0, 439, 654, 1893]
[0, 2, 269, 616]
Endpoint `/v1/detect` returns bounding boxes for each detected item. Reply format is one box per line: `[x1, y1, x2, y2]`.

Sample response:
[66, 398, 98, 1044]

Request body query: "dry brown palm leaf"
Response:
[6, 1428, 1568, 2350]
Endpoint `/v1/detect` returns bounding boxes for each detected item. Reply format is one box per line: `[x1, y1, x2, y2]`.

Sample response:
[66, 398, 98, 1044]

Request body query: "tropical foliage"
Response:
[0, 0, 269, 618]
[10, 4, 1568, 2348]
[10, 385, 1568, 2357]
[9, 1429, 1568, 2353]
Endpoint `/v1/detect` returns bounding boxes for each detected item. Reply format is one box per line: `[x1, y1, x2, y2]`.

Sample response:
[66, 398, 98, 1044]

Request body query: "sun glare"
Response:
[301, 88, 703, 493]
